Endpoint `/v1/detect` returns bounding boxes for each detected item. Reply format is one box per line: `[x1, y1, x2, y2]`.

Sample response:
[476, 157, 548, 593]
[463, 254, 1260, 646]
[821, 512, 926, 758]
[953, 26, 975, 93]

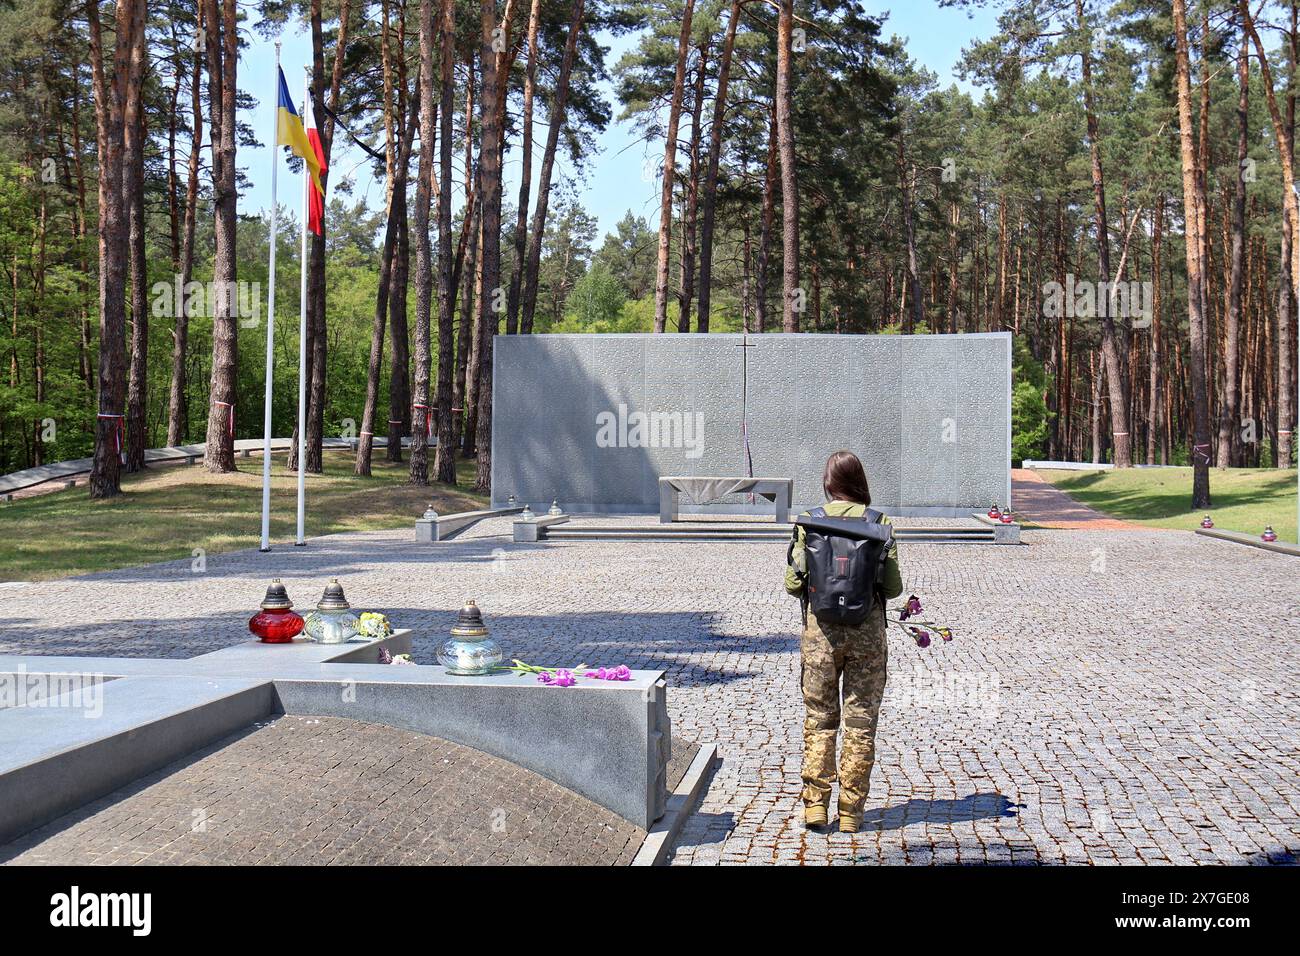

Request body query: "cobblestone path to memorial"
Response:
[1, 516, 1297, 865]
[1009, 469, 1151, 530]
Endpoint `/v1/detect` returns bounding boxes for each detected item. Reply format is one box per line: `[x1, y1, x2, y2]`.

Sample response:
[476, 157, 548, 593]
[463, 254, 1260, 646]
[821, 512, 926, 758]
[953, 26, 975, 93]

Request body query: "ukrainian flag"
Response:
[277, 67, 325, 201]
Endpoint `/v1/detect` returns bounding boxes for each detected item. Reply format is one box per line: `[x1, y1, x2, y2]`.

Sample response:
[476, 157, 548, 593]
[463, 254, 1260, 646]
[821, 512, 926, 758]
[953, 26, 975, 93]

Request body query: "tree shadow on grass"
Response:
[1057, 470, 1296, 521]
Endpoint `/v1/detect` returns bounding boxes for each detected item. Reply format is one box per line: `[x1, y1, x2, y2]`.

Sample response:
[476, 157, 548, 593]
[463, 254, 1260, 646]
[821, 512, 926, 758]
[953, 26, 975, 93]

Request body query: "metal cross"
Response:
[736, 335, 757, 484]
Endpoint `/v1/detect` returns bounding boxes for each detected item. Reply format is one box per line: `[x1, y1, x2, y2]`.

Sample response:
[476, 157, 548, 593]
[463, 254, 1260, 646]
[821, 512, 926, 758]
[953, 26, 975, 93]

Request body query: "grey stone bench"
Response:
[659, 476, 793, 523]
[416, 506, 523, 542]
[513, 513, 571, 542]
[1196, 527, 1299, 556]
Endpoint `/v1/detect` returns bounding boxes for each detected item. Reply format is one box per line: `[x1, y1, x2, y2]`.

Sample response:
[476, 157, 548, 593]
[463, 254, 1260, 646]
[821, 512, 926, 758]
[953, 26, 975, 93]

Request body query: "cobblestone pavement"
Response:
[1, 515, 1297, 865]
[1, 715, 643, 865]
[1010, 469, 1151, 530]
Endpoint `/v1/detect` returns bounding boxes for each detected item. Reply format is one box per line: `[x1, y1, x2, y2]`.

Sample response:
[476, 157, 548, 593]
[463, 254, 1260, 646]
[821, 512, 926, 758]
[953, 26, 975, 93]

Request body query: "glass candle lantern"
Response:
[303, 579, 360, 644]
[249, 579, 305, 643]
[438, 600, 503, 675]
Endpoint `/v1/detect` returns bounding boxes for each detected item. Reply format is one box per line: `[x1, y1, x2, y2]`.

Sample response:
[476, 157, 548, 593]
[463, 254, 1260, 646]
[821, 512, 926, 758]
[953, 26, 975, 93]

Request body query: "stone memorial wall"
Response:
[491, 332, 1011, 516]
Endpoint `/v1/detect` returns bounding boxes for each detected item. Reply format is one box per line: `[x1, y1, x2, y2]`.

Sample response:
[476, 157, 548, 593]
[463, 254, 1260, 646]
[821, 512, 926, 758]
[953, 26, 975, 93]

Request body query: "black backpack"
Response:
[789, 506, 892, 626]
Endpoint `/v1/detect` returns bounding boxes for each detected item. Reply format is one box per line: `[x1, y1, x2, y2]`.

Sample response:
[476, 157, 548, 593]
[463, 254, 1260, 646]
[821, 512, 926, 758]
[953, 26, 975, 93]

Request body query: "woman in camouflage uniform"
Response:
[785, 451, 902, 833]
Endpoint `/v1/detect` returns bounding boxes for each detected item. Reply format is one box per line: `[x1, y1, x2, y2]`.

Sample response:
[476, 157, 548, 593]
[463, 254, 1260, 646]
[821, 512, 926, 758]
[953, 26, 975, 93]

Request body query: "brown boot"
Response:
[804, 803, 829, 829]
[838, 806, 861, 833]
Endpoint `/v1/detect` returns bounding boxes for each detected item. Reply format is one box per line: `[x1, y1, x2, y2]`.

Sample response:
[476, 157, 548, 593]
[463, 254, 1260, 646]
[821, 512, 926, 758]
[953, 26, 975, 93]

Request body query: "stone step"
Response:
[543, 525, 996, 543]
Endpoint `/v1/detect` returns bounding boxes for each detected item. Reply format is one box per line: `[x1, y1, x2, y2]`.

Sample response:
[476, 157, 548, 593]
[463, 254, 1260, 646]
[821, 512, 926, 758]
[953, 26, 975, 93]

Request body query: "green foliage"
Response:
[1011, 338, 1051, 466]
[561, 264, 627, 330]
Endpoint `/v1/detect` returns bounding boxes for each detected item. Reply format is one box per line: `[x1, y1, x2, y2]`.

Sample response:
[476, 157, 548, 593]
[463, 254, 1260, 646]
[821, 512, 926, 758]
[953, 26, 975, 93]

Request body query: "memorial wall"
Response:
[491, 332, 1011, 517]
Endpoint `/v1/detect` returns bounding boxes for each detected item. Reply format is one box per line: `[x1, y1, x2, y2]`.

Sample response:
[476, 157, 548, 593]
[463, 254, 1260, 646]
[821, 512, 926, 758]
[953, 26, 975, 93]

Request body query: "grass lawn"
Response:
[1038, 466, 1298, 543]
[0, 451, 487, 581]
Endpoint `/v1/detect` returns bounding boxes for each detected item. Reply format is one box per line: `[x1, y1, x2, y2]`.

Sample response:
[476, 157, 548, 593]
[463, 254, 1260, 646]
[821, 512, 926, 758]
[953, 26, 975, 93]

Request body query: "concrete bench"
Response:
[659, 476, 793, 523]
[415, 506, 523, 542]
[513, 513, 571, 542]
[1196, 527, 1299, 557]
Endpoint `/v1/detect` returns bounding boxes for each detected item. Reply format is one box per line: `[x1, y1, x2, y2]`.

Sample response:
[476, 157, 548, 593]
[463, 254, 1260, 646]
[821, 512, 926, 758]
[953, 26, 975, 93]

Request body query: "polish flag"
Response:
[302, 91, 327, 236]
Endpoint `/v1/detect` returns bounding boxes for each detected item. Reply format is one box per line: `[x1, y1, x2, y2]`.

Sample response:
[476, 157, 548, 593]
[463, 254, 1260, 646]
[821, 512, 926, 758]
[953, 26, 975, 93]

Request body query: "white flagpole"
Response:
[295, 70, 310, 547]
[260, 43, 282, 553]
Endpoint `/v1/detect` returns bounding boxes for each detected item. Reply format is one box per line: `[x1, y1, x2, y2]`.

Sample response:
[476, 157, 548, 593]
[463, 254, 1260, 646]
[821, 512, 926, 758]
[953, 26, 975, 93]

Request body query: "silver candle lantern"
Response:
[438, 600, 503, 675]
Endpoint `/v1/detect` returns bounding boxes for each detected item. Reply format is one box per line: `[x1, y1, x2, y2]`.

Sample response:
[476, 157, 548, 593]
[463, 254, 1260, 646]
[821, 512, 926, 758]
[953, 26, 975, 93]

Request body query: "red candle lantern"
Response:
[1201, 515, 1214, 529]
[249, 579, 305, 643]
[988, 505, 1002, 519]
[1000, 510, 1014, 524]
[1262, 526, 1278, 543]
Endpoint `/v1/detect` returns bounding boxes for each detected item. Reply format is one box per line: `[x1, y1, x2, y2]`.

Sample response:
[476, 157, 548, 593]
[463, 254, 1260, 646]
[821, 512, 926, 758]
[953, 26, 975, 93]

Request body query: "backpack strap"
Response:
[861, 508, 889, 609]
[788, 506, 826, 566]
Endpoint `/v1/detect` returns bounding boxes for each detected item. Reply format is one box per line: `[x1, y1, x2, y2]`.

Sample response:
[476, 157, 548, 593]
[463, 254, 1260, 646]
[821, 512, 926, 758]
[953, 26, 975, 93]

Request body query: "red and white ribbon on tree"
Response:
[412, 403, 432, 437]
[214, 401, 235, 438]
[97, 412, 125, 464]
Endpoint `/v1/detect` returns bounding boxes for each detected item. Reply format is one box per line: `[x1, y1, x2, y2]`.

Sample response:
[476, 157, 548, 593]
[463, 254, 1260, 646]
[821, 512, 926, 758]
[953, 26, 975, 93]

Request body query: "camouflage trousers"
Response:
[800, 608, 888, 814]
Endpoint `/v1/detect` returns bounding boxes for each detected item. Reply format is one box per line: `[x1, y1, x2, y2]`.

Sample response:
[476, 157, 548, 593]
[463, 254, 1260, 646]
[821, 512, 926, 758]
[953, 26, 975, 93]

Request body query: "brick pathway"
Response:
[1011, 469, 1153, 530]
[1, 715, 644, 865]
[1, 515, 1296, 865]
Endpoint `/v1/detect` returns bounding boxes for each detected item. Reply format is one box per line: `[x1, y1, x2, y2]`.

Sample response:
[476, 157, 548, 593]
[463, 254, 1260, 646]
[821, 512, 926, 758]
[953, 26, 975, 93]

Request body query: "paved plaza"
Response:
[1, 510, 1297, 865]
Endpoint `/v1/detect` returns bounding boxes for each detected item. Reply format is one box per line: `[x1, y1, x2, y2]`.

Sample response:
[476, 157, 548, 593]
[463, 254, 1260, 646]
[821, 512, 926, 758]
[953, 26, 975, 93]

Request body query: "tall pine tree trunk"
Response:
[696, 0, 740, 335]
[653, 0, 694, 334]
[1076, 0, 1130, 466]
[1176, 0, 1213, 507]
[505, 0, 542, 336]
[519, 0, 585, 334]
[1244, 0, 1299, 471]
[202, 0, 239, 474]
[124, 14, 148, 472]
[677, 43, 708, 333]
[460, 202, 482, 459]
[433, 0, 460, 484]
[88, 0, 140, 497]
[775, 0, 800, 331]
[386, 12, 414, 464]
[168, 14, 203, 447]
[1219, 31, 1249, 469]
[410, 0, 438, 487]
[1147, 199, 1164, 466]
[387, 200, 411, 461]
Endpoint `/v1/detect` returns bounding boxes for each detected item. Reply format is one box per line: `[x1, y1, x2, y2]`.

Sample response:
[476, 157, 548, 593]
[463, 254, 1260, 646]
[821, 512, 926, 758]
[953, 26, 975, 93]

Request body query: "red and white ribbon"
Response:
[412, 403, 432, 437]
[98, 412, 125, 464]
[214, 401, 235, 438]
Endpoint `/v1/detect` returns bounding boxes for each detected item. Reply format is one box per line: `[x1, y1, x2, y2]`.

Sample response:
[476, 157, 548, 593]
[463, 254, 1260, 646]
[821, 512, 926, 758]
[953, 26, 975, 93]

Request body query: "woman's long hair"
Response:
[822, 450, 872, 506]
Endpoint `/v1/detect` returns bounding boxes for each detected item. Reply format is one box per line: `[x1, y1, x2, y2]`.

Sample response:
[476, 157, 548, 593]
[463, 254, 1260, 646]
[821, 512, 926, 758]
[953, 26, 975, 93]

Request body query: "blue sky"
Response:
[240, 0, 999, 239]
